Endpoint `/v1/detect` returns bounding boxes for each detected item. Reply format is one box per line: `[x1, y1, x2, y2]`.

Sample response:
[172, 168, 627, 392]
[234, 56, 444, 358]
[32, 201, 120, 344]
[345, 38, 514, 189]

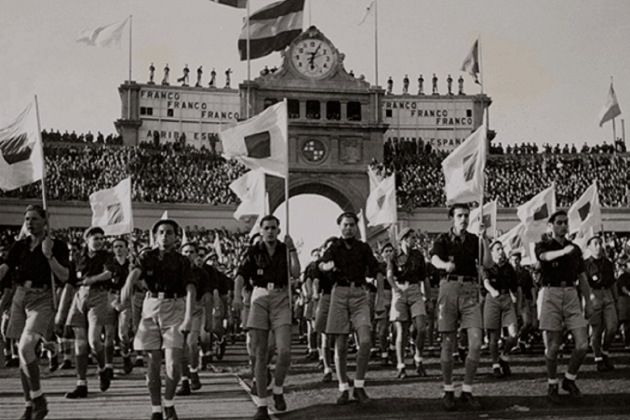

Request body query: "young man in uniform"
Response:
[482, 241, 519, 378]
[584, 236, 618, 372]
[176, 242, 212, 395]
[319, 212, 384, 405]
[121, 219, 196, 420]
[0, 204, 70, 420]
[232, 215, 300, 420]
[64, 226, 114, 399]
[431, 203, 491, 411]
[387, 227, 431, 378]
[106, 238, 135, 374]
[302, 249, 319, 362]
[509, 251, 537, 351]
[535, 210, 593, 403]
[376, 242, 394, 368]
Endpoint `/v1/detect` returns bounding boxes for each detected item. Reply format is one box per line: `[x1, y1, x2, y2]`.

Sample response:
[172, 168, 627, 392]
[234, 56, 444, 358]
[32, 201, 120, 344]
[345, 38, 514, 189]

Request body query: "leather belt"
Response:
[336, 281, 365, 288]
[545, 281, 575, 288]
[147, 291, 182, 299]
[254, 283, 285, 291]
[445, 275, 475, 282]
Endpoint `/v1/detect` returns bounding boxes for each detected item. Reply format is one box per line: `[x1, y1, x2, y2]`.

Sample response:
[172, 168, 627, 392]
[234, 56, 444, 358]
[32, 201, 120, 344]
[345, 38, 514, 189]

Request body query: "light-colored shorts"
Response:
[390, 283, 426, 322]
[246, 286, 291, 332]
[618, 295, 630, 322]
[304, 300, 315, 320]
[190, 300, 205, 335]
[483, 293, 517, 330]
[131, 290, 145, 333]
[6, 286, 54, 340]
[437, 279, 483, 332]
[539, 287, 588, 332]
[241, 288, 252, 330]
[134, 296, 186, 350]
[326, 285, 371, 335]
[66, 287, 111, 329]
[314, 293, 332, 334]
[588, 288, 618, 327]
[375, 289, 392, 321]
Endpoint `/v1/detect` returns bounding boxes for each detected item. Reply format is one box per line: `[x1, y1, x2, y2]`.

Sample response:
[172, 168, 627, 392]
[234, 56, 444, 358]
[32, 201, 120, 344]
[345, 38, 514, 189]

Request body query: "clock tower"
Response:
[241, 25, 388, 213]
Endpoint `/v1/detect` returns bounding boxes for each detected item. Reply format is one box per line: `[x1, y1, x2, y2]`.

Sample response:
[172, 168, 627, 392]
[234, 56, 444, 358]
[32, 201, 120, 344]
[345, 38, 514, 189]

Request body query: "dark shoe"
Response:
[499, 358, 511, 376]
[123, 357, 134, 374]
[108, 367, 114, 380]
[273, 393, 287, 411]
[164, 406, 178, 420]
[175, 380, 191, 396]
[5, 357, 19, 368]
[547, 383, 561, 404]
[459, 391, 482, 409]
[397, 367, 407, 379]
[134, 357, 145, 368]
[562, 378, 583, 398]
[416, 362, 427, 377]
[150, 413, 163, 420]
[353, 387, 370, 403]
[48, 354, 59, 372]
[306, 351, 319, 362]
[65, 385, 88, 399]
[603, 355, 615, 371]
[322, 372, 333, 383]
[596, 359, 608, 372]
[337, 390, 350, 405]
[442, 391, 455, 411]
[457, 347, 468, 363]
[31, 395, 48, 420]
[60, 359, 73, 370]
[99, 368, 112, 392]
[493, 367, 504, 379]
[253, 406, 270, 420]
[19, 406, 32, 420]
[190, 371, 201, 390]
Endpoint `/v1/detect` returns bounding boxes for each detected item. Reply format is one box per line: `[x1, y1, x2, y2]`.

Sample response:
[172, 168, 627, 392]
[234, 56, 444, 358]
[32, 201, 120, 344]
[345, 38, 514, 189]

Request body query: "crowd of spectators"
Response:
[42, 129, 123, 145]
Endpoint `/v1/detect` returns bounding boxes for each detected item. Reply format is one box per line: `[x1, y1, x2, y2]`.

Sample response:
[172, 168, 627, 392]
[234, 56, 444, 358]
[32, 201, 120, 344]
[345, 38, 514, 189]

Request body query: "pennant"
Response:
[357, 209, 368, 242]
[89, 177, 133, 236]
[441, 121, 487, 205]
[568, 181, 601, 236]
[468, 200, 497, 238]
[210, 0, 247, 8]
[0, 101, 45, 192]
[358, 0, 375, 25]
[366, 171, 397, 227]
[213, 233, 224, 262]
[516, 185, 556, 225]
[598, 82, 621, 127]
[161, 210, 169, 220]
[238, 0, 304, 60]
[76, 17, 129, 49]
[229, 169, 266, 219]
[220, 101, 288, 178]
[461, 39, 481, 85]
[182, 228, 189, 245]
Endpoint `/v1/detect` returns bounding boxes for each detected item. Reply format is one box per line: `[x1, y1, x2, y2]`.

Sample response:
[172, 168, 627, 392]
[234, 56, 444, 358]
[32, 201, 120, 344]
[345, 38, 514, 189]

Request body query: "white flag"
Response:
[468, 200, 497, 238]
[359, 0, 375, 25]
[0, 101, 44, 192]
[598, 82, 622, 127]
[441, 121, 487, 205]
[497, 222, 527, 258]
[220, 101, 288, 178]
[77, 18, 129, 49]
[461, 39, 481, 85]
[568, 182, 601, 235]
[516, 184, 556, 225]
[366, 171, 397, 227]
[229, 170, 266, 220]
[89, 177, 133, 236]
[161, 210, 169, 220]
[249, 192, 270, 238]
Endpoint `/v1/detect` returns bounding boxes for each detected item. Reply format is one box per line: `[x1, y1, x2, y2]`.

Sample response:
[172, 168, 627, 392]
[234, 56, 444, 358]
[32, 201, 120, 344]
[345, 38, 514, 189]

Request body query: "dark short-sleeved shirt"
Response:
[106, 257, 131, 292]
[136, 248, 195, 295]
[431, 229, 480, 278]
[309, 259, 335, 294]
[392, 249, 426, 284]
[378, 261, 392, 290]
[535, 238, 585, 287]
[483, 261, 518, 293]
[320, 238, 382, 287]
[191, 265, 211, 301]
[75, 249, 114, 290]
[618, 272, 630, 292]
[202, 264, 222, 294]
[584, 256, 616, 290]
[237, 241, 290, 288]
[514, 266, 534, 300]
[5, 237, 70, 288]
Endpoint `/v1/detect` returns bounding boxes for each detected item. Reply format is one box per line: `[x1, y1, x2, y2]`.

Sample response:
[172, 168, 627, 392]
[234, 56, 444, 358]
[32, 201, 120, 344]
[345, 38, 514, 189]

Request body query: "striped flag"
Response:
[598, 82, 621, 127]
[0, 101, 44, 192]
[77, 17, 129, 49]
[461, 39, 481, 85]
[238, 0, 304, 60]
[210, 0, 247, 8]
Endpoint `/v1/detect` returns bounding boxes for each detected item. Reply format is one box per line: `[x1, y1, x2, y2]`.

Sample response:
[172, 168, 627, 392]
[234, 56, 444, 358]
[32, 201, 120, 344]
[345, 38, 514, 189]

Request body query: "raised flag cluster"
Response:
[0, 101, 44, 192]
[238, 0, 304, 60]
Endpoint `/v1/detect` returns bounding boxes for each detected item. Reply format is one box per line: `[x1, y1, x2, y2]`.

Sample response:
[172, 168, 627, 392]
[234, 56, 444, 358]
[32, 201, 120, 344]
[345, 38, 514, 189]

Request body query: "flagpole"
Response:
[374, 0, 379, 87]
[611, 76, 616, 144]
[246, 2, 251, 119]
[35, 95, 58, 311]
[127, 15, 133, 121]
[283, 99, 292, 311]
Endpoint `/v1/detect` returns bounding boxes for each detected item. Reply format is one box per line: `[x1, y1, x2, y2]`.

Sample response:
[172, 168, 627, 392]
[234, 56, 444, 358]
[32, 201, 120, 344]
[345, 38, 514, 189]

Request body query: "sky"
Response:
[2, 0, 630, 260]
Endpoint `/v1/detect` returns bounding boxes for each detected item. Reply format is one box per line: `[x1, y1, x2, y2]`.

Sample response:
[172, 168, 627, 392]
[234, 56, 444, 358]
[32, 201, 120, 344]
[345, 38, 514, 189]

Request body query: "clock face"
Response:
[291, 39, 337, 79]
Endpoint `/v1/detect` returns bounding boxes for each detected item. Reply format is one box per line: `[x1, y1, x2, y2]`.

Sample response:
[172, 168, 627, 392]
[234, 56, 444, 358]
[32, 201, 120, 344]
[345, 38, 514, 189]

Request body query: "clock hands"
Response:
[308, 44, 322, 70]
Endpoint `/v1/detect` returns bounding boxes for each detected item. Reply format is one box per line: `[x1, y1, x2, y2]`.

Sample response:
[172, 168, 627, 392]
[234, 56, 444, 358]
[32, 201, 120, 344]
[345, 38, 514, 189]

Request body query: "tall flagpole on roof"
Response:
[246, 2, 251, 119]
[611, 76, 617, 144]
[374, 0, 379, 87]
[128, 15, 133, 120]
